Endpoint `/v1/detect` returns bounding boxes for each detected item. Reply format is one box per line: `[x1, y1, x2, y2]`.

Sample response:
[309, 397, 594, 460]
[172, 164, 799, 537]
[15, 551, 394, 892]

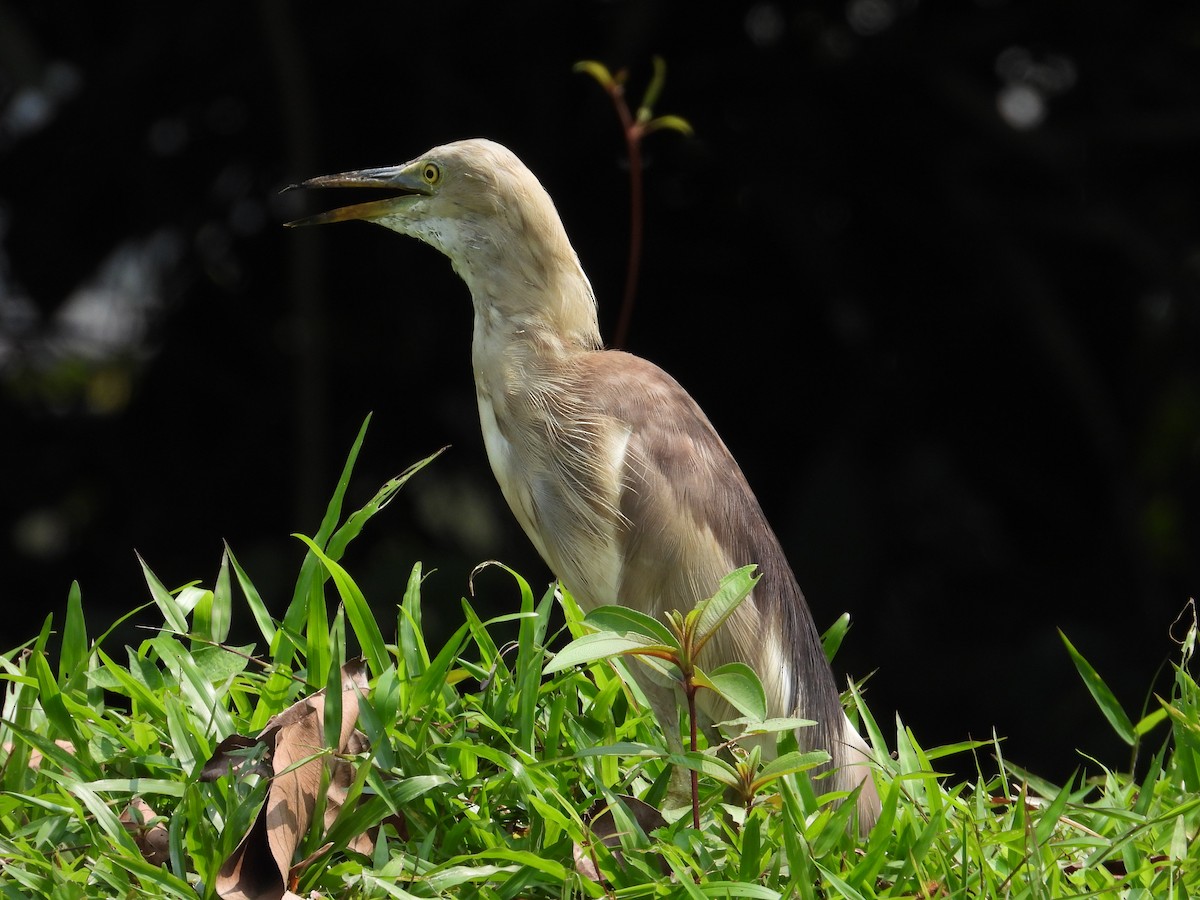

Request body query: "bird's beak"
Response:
[283, 165, 430, 227]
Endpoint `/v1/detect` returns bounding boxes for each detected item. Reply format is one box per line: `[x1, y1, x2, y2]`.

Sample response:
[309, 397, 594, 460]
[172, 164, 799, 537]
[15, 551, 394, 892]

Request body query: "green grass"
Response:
[1, 423, 1197, 898]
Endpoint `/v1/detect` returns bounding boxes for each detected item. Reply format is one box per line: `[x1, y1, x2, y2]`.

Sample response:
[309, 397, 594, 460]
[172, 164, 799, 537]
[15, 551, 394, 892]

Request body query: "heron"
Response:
[288, 138, 880, 830]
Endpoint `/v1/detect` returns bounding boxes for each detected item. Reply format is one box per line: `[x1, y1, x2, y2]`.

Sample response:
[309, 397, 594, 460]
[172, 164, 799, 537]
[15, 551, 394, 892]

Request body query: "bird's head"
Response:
[287, 138, 599, 347]
[286, 138, 515, 260]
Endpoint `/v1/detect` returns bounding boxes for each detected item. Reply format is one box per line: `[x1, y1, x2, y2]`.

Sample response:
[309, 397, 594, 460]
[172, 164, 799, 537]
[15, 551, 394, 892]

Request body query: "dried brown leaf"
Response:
[120, 796, 170, 867]
[212, 659, 371, 900]
[201, 733, 269, 782]
[326, 728, 373, 855]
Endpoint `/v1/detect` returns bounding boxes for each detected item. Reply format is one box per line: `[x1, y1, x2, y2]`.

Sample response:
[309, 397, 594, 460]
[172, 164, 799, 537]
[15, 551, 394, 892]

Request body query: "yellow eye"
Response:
[422, 162, 441, 184]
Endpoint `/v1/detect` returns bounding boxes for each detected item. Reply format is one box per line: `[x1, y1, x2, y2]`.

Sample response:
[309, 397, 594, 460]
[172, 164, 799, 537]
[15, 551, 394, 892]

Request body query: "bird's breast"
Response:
[473, 357, 629, 609]
[475, 388, 550, 560]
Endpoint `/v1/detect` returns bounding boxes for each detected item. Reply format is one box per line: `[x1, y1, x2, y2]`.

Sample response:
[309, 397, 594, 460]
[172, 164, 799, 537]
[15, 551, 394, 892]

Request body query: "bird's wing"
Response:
[570, 351, 843, 739]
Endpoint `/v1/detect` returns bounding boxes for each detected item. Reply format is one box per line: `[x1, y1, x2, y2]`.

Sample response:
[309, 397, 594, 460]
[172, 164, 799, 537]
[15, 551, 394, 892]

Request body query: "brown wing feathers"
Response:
[581, 352, 846, 759]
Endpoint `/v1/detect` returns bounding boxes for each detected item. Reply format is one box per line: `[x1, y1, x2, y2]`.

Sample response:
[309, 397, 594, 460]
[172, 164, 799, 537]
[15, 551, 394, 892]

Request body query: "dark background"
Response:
[2, 1, 1197, 783]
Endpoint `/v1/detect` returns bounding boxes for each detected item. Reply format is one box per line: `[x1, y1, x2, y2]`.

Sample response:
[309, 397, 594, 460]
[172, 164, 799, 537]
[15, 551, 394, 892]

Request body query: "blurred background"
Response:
[2, 0, 1197, 783]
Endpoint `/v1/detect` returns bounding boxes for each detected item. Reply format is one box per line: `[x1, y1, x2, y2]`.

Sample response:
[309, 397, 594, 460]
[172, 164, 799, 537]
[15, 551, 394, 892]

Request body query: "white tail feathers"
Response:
[838, 714, 881, 835]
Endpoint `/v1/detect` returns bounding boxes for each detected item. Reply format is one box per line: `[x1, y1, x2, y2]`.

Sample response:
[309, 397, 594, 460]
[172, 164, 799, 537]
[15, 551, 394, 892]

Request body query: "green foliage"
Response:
[1, 424, 1197, 897]
[573, 56, 694, 138]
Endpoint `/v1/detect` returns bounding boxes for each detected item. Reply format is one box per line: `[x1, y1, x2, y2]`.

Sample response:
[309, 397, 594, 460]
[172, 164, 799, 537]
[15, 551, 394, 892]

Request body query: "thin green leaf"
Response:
[59, 581, 87, 685]
[398, 562, 428, 677]
[32, 650, 85, 750]
[1060, 629, 1136, 745]
[137, 554, 189, 635]
[643, 114, 695, 137]
[325, 448, 445, 562]
[573, 59, 616, 90]
[210, 545, 233, 643]
[294, 534, 390, 680]
[820, 612, 850, 663]
[226, 542, 276, 646]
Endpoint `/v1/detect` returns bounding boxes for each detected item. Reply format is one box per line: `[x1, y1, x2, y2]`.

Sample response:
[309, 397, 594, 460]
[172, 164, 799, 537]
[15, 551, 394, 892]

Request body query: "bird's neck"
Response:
[456, 238, 603, 360]
[468, 284, 598, 382]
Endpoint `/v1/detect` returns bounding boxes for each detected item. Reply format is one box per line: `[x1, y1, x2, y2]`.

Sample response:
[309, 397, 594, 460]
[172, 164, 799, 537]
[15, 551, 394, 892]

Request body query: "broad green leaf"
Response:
[756, 750, 831, 785]
[686, 883, 777, 899]
[151, 637, 235, 739]
[188, 644, 253, 684]
[814, 860, 870, 900]
[543, 630, 675, 674]
[923, 737, 992, 761]
[1, 719, 92, 778]
[850, 776, 903, 882]
[305, 571, 331, 689]
[90, 649, 166, 718]
[322, 643, 344, 753]
[572, 740, 668, 760]
[277, 415, 374, 668]
[665, 748, 741, 784]
[691, 566, 758, 658]
[1170, 813, 1188, 862]
[585, 605, 678, 647]
[848, 679, 887, 772]
[720, 715, 816, 736]
[697, 662, 767, 721]
[105, 855, 195, 899]
[408, 620, 472, 717]
[49, 774, 143, 857]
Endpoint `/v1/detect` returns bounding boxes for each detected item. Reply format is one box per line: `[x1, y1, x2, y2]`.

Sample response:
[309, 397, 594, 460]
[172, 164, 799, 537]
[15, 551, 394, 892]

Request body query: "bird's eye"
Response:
[422, 162, 441, 185]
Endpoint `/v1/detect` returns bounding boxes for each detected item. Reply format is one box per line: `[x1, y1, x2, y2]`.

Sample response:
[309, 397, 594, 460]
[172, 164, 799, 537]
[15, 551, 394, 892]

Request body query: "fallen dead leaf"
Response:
[120, 796, 171, 867]
[202, 659, 371, 900]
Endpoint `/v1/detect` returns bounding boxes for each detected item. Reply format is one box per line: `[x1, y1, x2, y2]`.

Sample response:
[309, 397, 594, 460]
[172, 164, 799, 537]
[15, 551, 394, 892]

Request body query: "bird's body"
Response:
[292, 139, 879, 829]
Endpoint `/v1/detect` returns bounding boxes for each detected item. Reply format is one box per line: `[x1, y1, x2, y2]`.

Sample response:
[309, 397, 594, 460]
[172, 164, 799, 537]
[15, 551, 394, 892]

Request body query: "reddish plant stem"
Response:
[607, 83, 644, 351]
[686, 681, 701, 830]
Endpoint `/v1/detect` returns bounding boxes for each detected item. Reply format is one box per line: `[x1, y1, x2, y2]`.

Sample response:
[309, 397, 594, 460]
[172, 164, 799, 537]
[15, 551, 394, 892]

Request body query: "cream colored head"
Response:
[290, 138, 601, 349]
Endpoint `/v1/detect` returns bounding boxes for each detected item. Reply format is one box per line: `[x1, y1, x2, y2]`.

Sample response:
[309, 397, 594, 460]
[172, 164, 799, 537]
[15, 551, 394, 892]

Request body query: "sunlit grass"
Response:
[1, 420, 1197, 898]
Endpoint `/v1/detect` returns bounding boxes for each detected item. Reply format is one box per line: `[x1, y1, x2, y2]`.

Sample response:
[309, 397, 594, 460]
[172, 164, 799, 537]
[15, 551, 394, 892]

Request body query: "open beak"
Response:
[283, 165, 430, 227]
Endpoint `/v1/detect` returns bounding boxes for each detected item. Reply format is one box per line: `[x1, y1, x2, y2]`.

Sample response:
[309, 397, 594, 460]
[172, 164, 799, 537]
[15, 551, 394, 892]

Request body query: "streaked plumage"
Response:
[291, 138, 880, 830]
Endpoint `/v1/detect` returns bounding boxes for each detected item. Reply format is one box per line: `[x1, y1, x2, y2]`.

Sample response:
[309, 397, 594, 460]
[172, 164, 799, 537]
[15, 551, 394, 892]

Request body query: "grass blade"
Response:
[138, 554, 190, 636]
[59, 581, 87, 686]
[294, 534, 390, 680]
[1060, 629, 1136, 745]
